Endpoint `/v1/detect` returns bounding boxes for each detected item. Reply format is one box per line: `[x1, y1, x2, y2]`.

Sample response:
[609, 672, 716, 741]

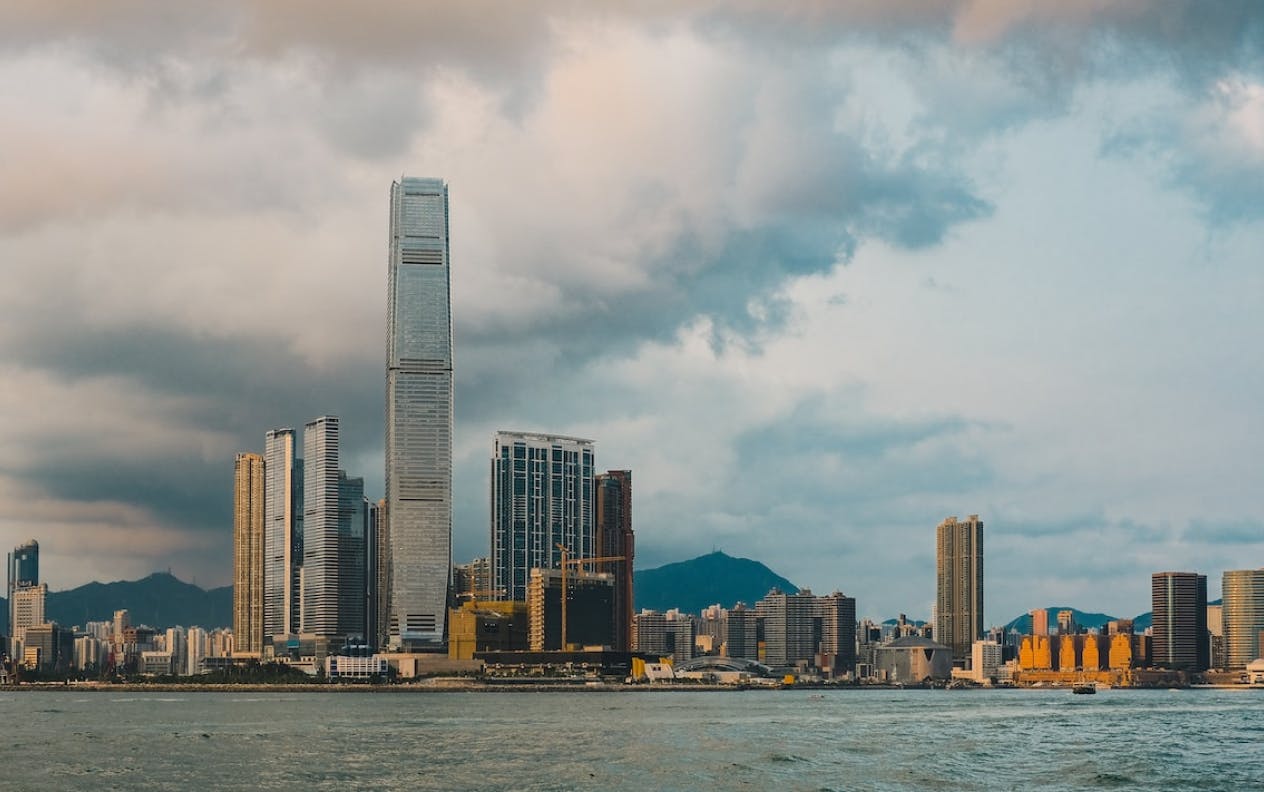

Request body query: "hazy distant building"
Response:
[725, 605, 760, 661]
[302, 416, 341, 639]
[527, 567, 613, 651]
[1030, 609, 1049, 637]
[935, 514, 984, 663]
[453, 557, 492, 601]
[233, 452, 265, 653]
[595, 470, 634, 652]
[1057, 609, 1076, 635]
[264, 428, 302, 640]
[633, 609, 694, 664]
[1151, 572, 1209, 671]
[756, 589, 856, 676]
[491, 432, 595, 603]
[386, 176, 454, 650]
[1222, 569, 1264, 670]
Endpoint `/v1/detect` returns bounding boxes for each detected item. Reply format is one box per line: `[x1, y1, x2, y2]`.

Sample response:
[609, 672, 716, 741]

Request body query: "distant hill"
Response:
[634, 551, 797, 615]
[0, 573, 232, 633]
[1004, 607, 1118, 634]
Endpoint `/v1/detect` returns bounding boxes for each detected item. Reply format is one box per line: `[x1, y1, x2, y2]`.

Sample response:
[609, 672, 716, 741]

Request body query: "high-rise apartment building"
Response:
[491, 432, 595, 603]
[386, 176, 453, 650]
[935, 514, 984, 663]
[595, 470, 634, 652]
[1030, 608, 1049, 637]
[264, 428, 302, 640]
[232, 452, 265, 654]
[756, 589, 857, 675]
[1151, 571, 1209, 671]
[632, 609, 694, 664]
[1222, 569, 1264, 670]
[302, 416, 341, 639]
[453, 557, 492, 601]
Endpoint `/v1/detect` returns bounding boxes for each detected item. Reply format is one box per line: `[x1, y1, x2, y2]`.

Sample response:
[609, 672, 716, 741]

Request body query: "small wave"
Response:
[1090, 772, 1134, 787]
[766, 752, 809, 763]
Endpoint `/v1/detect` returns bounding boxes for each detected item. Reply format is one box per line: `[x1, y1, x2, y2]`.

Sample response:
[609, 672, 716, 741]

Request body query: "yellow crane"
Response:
[556, 544, 626, 651]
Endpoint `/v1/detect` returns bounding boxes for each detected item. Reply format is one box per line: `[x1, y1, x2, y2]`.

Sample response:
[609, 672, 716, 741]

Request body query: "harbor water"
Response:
[4, 687, 1261, 790]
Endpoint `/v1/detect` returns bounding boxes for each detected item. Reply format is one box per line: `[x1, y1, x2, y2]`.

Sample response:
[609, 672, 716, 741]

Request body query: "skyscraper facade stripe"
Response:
[491, 431, 595, 603]
[935, 514, 984, 663]
[302, 416, 341, 638]
[1151, 571, 1209, 671]
[263, 428, 301, 639]
[232, 452, 265, 654]
[1220, 569, 1263, 670]
[386, 177, 453, 649]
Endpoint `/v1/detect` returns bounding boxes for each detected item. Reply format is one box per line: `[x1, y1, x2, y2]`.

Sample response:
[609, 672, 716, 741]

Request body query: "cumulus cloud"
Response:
[0, 2, 1262, 621]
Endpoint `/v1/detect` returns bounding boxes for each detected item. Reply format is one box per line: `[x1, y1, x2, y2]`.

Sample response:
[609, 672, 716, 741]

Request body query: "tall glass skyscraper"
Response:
[302, 416, 341, 639]
[491, 432, 595, 603]
[1151, 571, 1209, 671]
[1221, 569, 1263, 670]
[386, 177, 453, 649]
[264, 428, 302, 639]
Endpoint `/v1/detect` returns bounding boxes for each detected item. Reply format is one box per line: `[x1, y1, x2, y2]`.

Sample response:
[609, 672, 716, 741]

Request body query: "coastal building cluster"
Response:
[3, 178, 1263, 688]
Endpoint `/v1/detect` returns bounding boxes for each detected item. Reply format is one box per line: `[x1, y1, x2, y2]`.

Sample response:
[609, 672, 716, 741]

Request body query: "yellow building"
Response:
[1059, 635, 1077, 671]
[448, 601, 529, 660]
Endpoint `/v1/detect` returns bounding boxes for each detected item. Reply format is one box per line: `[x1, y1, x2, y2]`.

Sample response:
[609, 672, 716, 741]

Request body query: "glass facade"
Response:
[263, 429, 301, 639]
[1222, 569, 1264, 670]
[490, 432, 595, 603]
[386, 177, 453, 648]
[302, 416, 341, 638]
[337, 473, 368, 642]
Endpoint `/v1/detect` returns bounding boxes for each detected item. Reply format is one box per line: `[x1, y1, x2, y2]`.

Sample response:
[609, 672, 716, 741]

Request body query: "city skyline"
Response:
[1, 5, 1262, 622]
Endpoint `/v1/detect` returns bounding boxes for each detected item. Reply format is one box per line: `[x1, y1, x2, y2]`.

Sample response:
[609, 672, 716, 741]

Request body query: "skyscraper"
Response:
[386, 176, 453, 650]
[935, 514, 984, 663]
[595, 470, 634, 651]
[491, 432, 595, 603]
[264, 428, 302, 640]
[337, 472, 368, 642]
[1151, 571, 1209, 671]
[232, 452, 265, 654]
[1221, 569, 1264, 670]
[7, 539, 43, 658]
[302, 416, 340, 639]
[367, 498, 388, 651]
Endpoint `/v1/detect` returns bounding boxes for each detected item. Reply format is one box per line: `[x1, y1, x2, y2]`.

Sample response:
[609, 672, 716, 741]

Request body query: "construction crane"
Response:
[556, 544, 626, 651]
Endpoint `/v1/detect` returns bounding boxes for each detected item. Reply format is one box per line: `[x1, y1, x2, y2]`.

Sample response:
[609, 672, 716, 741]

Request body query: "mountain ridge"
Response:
[634, 551, 797, 614]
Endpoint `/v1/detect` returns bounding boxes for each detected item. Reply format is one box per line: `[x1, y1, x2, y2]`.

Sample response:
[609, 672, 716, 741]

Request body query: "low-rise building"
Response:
[874, 636, 952, 683]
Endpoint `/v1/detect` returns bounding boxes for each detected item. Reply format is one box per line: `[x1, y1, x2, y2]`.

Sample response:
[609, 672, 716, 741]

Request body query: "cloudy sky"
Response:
[2, 2, 1261, 622]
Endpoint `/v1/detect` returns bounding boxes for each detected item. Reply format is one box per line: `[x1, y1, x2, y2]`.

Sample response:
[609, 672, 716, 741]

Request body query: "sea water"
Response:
[3, 687, 1261, 790]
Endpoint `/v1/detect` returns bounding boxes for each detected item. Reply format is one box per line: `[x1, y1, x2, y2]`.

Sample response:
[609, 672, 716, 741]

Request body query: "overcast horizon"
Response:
[2, 2, 1262, 624]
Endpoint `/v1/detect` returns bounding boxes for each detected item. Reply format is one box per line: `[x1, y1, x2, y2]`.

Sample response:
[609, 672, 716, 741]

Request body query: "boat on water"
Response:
[1072, 682, 1097, 695]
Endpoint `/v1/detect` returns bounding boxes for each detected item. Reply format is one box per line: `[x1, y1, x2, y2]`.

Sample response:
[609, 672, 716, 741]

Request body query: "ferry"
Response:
[1072, 682, 1097, 695]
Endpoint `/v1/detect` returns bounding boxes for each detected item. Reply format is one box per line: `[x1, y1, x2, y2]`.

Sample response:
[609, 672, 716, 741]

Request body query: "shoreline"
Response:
[2, 681, 1259, 693]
